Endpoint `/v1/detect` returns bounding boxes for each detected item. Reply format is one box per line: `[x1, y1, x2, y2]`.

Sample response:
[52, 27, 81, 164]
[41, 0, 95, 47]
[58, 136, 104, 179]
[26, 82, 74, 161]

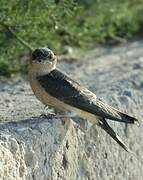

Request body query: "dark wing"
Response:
[37, 69, 137, 123]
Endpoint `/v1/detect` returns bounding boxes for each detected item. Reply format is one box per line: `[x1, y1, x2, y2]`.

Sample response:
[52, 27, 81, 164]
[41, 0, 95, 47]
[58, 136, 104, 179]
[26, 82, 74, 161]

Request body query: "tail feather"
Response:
[96, 99, 138, 124]
[115, 111, 138, 124]
[99, 118, 132, 152]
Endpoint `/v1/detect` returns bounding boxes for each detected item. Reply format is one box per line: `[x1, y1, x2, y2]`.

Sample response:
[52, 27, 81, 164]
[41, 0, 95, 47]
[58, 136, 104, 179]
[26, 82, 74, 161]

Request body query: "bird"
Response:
[29, 47, 138, 152]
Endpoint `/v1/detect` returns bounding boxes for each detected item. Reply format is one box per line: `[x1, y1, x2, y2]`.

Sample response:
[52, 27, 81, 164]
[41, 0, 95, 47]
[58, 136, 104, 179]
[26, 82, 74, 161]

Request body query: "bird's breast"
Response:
[30, 77, 56, 106]
[29, 76, 74, 113]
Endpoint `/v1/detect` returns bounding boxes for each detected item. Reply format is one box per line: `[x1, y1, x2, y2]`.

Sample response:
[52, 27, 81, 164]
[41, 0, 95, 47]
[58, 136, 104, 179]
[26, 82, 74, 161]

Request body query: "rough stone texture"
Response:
[0, 41, 143, 180]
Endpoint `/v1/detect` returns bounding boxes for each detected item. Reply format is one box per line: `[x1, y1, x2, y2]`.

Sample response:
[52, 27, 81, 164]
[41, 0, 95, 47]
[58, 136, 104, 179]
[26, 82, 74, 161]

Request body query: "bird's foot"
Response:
[40, 106, 77, 119]
[39, 112, 56, 119]
[53, 112, 76, 118]
[40, 111, 76, 119]
[40, 106, 56, 118]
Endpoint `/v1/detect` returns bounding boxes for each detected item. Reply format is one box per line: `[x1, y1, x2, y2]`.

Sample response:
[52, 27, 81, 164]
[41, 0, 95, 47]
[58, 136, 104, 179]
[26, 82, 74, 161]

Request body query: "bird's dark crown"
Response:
[32, 48, 54, 62]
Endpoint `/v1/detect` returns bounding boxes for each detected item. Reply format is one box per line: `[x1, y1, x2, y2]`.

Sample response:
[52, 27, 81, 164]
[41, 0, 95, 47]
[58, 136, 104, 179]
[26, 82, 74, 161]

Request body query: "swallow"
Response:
[29, 47, 138, 152]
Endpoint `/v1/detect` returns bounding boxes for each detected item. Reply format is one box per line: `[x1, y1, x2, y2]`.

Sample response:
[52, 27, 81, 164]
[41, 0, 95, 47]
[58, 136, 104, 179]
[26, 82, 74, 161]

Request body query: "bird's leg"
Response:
[52, 109, 77, 125]
[40, 106, 76, 119]
[53, 109, 77, 118]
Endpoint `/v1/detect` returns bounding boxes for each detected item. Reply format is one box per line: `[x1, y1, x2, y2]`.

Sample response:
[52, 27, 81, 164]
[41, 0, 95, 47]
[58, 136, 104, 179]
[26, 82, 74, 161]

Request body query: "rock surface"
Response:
[0, 41, 143, 180]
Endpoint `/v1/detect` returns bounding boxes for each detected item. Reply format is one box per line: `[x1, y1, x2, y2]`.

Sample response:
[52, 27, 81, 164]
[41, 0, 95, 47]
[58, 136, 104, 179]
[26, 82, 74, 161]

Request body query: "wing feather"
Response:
[37, 69, 137, 123]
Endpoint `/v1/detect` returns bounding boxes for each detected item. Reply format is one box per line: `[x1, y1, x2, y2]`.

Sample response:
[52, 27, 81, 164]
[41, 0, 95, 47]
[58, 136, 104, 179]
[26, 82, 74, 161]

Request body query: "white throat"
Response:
[29, 62, 56, 78]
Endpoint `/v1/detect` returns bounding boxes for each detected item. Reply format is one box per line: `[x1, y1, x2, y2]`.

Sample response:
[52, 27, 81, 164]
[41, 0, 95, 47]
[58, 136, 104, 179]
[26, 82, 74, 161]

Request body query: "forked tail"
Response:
[99, 118, 132, 152]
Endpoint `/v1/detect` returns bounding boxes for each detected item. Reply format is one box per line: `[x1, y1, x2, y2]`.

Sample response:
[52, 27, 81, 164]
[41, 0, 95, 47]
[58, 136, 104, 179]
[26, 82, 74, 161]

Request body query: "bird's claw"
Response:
[39, 112, 56, 119]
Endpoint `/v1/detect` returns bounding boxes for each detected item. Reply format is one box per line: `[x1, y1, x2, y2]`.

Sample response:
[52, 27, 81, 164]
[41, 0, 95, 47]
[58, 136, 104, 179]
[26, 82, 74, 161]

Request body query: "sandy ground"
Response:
[0, 41, 143, 179]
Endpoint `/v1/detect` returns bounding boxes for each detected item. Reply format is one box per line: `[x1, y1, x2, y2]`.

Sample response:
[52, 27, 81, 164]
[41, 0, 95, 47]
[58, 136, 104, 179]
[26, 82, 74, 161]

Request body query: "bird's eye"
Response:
[48, 52, 55, 60]
[48, 53, 52, 59]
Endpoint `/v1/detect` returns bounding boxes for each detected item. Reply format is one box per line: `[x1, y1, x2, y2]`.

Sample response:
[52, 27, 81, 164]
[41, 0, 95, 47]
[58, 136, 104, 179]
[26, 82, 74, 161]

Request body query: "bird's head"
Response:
[31, 48, 57, 65]
[30, 48, 57, 74]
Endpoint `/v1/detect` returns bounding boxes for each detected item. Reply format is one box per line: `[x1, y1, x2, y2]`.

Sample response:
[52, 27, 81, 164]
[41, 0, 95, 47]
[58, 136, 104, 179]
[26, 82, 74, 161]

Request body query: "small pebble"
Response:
[123, 90, 132, 97]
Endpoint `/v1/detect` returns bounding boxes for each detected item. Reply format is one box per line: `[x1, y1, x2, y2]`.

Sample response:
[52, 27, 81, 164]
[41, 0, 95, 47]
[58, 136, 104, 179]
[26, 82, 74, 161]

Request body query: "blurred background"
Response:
[0, 0, 143, 77]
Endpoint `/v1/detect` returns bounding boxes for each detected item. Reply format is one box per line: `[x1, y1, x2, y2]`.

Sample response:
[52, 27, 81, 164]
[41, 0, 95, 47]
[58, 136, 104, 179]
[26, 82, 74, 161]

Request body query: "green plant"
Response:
[0, 0, 143, 77]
